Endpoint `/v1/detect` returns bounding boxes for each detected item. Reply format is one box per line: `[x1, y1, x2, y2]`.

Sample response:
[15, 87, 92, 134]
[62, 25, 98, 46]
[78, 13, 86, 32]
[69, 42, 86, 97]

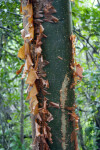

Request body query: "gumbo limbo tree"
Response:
[16, 0, 83, 149]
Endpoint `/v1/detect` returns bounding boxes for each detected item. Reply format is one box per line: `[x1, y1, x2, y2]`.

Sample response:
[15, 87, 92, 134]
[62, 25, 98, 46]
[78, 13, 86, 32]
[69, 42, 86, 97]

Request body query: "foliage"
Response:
[0, 0, 32, 149]
[72, 0, 100, 149]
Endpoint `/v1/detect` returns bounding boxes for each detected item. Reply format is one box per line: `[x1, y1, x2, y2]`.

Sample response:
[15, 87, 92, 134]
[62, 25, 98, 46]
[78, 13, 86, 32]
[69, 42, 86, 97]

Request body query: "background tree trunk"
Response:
[42, 0, 75, 149]
[96, 107, 100, 150]
[20, 79, 24, 144]
[31, 114, 36, 150]
[78, 119, 86, 150]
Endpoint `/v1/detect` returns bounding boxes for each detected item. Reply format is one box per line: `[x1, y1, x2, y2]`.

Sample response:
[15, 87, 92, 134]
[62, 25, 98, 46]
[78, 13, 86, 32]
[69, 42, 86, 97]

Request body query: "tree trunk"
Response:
[20, 79, 24, 144]
[21, 0, 77, 149]
[78, 119, 86, 150]
[96, 107, 100, 150]
[42, 0, 76, 149]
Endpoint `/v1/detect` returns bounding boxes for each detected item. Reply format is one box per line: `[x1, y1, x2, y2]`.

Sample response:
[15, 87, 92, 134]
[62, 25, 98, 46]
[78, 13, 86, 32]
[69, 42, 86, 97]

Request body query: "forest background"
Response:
[0, 0, 100, 150]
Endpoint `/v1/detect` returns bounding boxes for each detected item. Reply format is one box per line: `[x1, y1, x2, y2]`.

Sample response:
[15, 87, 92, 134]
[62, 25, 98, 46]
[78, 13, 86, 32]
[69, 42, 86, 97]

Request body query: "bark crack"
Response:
[60, 74, 69, 150]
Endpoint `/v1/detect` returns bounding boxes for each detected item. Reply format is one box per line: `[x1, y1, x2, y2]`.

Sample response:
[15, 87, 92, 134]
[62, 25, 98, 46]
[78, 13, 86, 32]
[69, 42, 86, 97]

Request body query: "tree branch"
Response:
[73, 29, 97, 54]
[0, 26, 12, 31]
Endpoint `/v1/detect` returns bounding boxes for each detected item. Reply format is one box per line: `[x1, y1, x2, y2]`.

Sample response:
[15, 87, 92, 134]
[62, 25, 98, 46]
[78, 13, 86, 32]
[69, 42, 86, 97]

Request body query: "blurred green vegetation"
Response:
[0, 0, 100, 150]
[72, 0, 100, 149]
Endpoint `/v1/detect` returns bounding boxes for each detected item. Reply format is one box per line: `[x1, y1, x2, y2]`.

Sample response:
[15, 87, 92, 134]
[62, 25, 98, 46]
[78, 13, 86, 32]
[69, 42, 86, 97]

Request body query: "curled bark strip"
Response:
[16, 64, 25, 75]
[49, 102, 60, 108]
[57, 56, 63, 60]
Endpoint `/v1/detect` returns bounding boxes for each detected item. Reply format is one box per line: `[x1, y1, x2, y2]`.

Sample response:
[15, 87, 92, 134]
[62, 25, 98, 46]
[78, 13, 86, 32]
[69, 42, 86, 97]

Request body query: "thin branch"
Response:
[88, 51, 100, 69]
[0, 26, 12, 32]
[24, 135, 32, 138]
[73, 29, 100, 69]
[84, 91, 91, 102]
[97, 0, 100, 5]
[5, 50, 16, 57]
[77, 107, 91, 112]
[1, 47, 17, 57]
[9, 75, 18, 82]
[73, 29, 97, 53]
[7, 11, 21, 17]
[24, 114, 30, 119]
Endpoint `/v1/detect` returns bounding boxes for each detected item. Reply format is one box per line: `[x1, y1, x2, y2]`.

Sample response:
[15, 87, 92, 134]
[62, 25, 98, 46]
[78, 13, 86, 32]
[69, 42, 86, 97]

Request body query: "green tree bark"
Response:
[42, 0, 75, 149]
